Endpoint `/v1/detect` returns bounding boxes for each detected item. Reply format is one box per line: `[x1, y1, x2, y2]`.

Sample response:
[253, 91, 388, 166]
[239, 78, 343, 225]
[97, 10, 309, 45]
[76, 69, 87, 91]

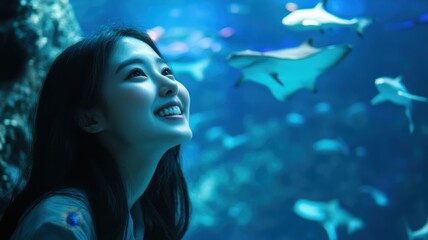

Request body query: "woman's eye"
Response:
[162, 67, 174, 76]
[126, 68, 147, 80]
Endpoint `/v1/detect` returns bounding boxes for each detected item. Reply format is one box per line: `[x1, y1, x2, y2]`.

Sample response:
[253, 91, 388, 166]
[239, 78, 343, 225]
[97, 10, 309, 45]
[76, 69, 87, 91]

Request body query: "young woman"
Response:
[0, 27, 193, 239]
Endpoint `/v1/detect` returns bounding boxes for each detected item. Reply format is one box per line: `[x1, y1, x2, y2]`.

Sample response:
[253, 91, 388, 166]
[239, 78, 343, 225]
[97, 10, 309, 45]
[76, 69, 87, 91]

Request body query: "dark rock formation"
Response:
[0, 0, 81, 216]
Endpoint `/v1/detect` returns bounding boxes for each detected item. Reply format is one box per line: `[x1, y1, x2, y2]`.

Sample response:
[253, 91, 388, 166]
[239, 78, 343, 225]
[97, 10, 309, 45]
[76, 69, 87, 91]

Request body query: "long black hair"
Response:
[0, 27, 191, 239]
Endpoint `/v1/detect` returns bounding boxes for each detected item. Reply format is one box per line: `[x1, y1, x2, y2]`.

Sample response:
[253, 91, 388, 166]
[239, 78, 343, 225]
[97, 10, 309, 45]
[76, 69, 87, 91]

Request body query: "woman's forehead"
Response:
[109, 37, 160, 66]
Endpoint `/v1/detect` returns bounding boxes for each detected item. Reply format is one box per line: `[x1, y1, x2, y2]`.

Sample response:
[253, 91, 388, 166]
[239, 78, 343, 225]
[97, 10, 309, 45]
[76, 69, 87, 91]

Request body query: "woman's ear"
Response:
[74, 108, 106, 133]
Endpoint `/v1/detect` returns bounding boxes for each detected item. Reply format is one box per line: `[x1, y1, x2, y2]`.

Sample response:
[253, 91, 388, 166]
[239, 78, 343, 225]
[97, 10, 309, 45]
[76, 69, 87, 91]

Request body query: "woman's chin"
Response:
[176, 129, 193, 144]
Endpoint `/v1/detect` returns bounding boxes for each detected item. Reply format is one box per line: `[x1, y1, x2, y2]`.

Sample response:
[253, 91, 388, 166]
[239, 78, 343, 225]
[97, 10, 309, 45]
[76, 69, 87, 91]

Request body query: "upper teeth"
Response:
[158, 106, 182, 117]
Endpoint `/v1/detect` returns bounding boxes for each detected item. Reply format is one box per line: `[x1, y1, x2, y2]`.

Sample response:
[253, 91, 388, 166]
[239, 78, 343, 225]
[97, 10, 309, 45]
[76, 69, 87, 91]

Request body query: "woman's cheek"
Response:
[109, 86, 154, 126]
[118, 85, 153, 107]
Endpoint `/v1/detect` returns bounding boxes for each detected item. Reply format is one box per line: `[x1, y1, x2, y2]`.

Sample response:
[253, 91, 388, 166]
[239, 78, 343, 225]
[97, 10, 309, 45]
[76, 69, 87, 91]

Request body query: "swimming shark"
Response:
[294, 199, 364, 240]
[371, 76, 428, 133]
[407, 219, 428, 240]
[282, 0, 373, 36]
[226, 40, 351, 101]
[169, 57, 211, 81]
[360, 186, 389, 207]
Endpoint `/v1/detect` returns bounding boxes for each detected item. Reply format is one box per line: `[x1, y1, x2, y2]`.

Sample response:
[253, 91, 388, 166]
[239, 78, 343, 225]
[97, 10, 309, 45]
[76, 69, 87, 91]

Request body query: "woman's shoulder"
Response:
[11, 187, 96, 240]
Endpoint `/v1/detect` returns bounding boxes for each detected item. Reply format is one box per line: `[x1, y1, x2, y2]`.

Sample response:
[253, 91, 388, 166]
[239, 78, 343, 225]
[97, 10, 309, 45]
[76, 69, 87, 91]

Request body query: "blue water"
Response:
[69, 0, 428, 239]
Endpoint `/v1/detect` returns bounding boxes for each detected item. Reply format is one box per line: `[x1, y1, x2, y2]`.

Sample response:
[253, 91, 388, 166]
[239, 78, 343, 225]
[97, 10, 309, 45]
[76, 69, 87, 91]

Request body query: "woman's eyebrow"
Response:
[155, 57, 167, 66]
[115, 57, 167, 74]
[115, 58, 144, 74]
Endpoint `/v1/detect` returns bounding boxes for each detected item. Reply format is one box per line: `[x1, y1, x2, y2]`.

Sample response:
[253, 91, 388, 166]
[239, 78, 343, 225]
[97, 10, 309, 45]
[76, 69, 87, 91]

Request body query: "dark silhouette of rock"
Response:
[0, 0, 81, 216]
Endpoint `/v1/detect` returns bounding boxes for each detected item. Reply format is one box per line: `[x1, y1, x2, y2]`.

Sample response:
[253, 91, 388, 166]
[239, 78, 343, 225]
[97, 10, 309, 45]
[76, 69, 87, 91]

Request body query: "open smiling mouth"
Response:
[155, 105, 183, 117]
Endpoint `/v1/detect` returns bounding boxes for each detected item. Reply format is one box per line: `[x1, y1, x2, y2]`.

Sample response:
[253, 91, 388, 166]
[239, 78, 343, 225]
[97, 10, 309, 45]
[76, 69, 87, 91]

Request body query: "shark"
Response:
[371, 76, 428, 133]
[407, 219, 428, 240]
[282, 0, 373, 36]
[359, 186, 389, 207]
[226, 40, 351, 101]
[169, 57, 211, 81]
[294, 199, 364, 240]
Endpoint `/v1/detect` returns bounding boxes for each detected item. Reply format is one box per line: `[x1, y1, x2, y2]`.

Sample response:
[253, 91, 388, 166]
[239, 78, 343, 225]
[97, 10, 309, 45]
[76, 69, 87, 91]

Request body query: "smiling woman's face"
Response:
[99, 36, 192, 149]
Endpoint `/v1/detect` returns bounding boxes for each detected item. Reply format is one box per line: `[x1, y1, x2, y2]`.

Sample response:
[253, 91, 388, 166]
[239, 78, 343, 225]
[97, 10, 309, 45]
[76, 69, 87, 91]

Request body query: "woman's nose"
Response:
[158, 76, 179, 97]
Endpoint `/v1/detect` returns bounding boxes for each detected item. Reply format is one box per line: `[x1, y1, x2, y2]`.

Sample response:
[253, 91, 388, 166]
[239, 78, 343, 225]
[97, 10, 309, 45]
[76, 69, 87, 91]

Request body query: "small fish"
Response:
[204, 126, 249, 149]
[385, 13, 428, 31]
[282, 0, 373, 36]
[294, 199, 364, 240]
[205, 126, 226, 141]
[315, 102, 332, 114]
[407, 219, 428, 240]
[371, 76, 428, 133]
[169, 57, 211, 81]
[190, 111, 223, 131]
[360, 186, 389, 207]
[228, 2, 251, 15]
[222, 134, 249, 149]
[285, 112, 306, 126]
[313, 138, 349, 155]
[227, 40, 351, 101]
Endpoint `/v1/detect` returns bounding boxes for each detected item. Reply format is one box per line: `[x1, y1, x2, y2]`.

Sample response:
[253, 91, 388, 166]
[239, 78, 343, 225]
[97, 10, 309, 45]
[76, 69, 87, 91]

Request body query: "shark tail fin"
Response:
[405, 107, 415, 133]
[191, 58, 211, 81]
[355, 18, 373, 37]
[406, 222, 414, 240]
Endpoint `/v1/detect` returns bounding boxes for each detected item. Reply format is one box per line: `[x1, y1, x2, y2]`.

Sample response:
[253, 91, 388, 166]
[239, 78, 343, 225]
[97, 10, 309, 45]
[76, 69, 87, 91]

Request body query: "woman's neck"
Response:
[117, 145, 166, 209]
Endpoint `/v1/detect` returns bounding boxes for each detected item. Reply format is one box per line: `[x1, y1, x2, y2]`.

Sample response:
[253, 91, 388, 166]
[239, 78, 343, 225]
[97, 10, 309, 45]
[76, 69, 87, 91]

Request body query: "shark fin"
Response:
[270, 73, 284, 86]
[406, 222, 414, 240]
[371, 94, 387, 105]
[398, 91, 428, 102]
[395, 75, 403, 82]
[322, 222, 338, 240]
[235, 77, 246, 87]
[315, 0, 327, 9]
[405, 107, 415, 133]
[305, 79, 318, 93]
[312, 87, 318, 93]
[355, 17, 373, 37]
[303, 19, 321, 26]
[190, 58, 211, 81]
[329, 199, 339, 208]
[300, 39, 314, 47]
